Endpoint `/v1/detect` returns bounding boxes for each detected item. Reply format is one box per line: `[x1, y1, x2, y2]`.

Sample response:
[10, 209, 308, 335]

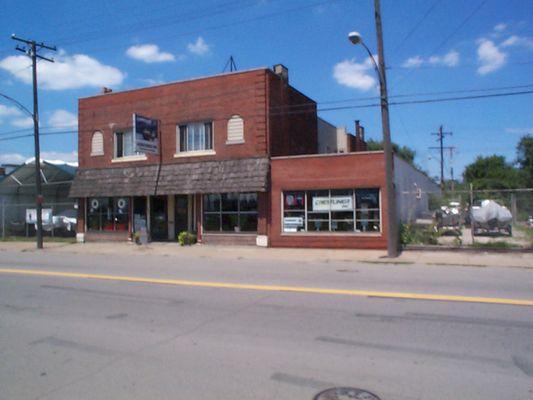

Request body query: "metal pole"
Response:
[373, 0, 398, 257]
[31, 42, 44, 249]
[1, 197, 5, 239]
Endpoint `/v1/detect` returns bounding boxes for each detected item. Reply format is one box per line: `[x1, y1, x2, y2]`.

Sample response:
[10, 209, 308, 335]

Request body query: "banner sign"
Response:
[313, 196, 353, 211]
[26, 208, 53, 224]
[134, 113, 159, 154]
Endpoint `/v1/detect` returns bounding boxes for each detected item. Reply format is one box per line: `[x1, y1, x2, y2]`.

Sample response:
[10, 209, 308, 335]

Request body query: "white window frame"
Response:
[112, 129, 146, 162]
[281, 188, 382, 235]
[175, 121, 215, 158]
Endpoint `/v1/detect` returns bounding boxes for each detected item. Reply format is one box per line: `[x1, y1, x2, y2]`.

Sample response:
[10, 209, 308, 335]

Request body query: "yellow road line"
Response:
[1, 267, 532, 307]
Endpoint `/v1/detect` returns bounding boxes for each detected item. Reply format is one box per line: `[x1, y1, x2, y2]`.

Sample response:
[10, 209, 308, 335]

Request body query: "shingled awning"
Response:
[156, 157, 269, 195]
[69, 157, 269, 198]
[69, 165, 159, 197]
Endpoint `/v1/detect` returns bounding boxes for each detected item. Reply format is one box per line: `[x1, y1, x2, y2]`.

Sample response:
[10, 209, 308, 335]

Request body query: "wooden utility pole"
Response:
[12, 35, 56, 249]
[373, 0, 398, 257]
[430, 125, 453, 192]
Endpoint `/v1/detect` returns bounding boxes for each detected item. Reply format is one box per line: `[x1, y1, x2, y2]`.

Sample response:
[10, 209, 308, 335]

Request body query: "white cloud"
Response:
[0, 104, 22, 118]
[501, 35, 533, 49]
[494, 23, 507, 32]
[333, 58, 377, 91]
[126, 44, 175, 63]
[40, 150, 78, 163]
[48, 109, 78, 128]
[402, 50, 459, 68]
[476, 39, 507, 75]
[0, 153, 26, 164]
[187, 37, 210, 56]
[11, 117, 33, 128]
[0, 52, 124, 90]
[402, 56, 423, 68]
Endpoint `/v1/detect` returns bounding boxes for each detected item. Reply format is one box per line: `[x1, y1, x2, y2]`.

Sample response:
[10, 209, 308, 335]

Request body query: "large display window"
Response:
[282, 189, 380, 233]
[87, 197, 130, 231]
[203, 192, 258, 232]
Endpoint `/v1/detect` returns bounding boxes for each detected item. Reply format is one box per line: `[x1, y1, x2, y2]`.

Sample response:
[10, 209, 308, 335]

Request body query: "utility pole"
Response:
[430, 125, 452, 192]
[373, 0, 398, 257]
[12, 35, 56, 249]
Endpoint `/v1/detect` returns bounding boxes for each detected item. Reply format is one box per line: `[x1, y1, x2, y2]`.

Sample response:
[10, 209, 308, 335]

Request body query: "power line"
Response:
[393, 0, 442, 55]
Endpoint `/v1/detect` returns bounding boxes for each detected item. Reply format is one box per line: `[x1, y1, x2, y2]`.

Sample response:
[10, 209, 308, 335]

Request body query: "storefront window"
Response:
[87, 197, 129, 231]
[203, 192, 258, 232]
[282, 189, 380, 233]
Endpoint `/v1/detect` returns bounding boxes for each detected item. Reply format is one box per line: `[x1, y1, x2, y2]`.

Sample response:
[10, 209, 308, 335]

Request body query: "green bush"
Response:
[178, 231, 197, 246]
[400, 223, 440, 245]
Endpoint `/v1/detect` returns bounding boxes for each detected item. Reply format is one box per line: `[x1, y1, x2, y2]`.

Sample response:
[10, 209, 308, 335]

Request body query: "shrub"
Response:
[400, 223, 440, 245]
[178, 231, 197, 246]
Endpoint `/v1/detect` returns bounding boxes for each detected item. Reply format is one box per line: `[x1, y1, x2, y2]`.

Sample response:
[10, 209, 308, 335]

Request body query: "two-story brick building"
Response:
[70, 65, 425, 249]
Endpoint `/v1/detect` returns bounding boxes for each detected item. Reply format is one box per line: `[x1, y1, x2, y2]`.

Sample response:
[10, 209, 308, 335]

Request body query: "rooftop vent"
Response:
[273, 64, 289, 83]
[101, 87, 113, 94]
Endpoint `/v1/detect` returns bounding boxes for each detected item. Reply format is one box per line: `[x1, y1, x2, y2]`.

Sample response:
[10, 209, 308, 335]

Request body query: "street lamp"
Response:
[348, 28, 399, 257]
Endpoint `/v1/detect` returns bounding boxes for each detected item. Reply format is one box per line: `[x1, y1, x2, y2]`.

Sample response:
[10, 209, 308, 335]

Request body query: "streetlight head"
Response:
[348, 31, 362, 45]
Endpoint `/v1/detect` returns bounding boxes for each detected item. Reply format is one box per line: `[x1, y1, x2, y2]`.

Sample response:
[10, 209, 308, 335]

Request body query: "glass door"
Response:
[150, 196, 167, 240]
[175, 195, 189, 235]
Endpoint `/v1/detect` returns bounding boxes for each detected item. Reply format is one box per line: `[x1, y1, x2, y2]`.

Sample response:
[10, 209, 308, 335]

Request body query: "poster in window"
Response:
[134, 113, 159, 154]
[312, 196, 353, 211]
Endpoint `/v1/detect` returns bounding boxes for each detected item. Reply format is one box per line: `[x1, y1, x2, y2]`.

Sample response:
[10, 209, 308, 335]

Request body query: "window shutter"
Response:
[227, 115, 244, 143]
[91, 131, 104, 156]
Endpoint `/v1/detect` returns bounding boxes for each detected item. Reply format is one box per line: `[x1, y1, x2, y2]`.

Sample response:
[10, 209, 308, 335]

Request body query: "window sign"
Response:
[312, 196, 353, 211]
[283, 217, 304, 232]
[134, 114, 159, 154]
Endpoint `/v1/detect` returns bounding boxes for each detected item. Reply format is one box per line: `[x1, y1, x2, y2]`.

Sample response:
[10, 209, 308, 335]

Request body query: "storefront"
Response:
[70, 157, 269, 244]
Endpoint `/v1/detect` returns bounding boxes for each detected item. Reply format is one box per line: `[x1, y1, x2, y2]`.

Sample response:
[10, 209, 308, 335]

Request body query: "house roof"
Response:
[0, 160, 77, 195]
[69, 157, 269, 198]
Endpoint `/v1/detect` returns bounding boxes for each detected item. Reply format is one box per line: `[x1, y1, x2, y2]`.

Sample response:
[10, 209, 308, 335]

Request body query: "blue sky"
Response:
[0, 0, 531, 181]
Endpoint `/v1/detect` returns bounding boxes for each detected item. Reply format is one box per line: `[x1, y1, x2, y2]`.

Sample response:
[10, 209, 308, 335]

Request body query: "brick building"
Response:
[70, 65, 434, 249]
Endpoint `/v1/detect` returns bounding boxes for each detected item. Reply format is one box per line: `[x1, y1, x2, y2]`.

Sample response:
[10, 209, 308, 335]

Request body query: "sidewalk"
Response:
[1, 241, 532, 269]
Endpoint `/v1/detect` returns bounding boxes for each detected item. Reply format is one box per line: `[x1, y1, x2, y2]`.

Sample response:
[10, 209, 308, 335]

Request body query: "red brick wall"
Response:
[268, 73, 318, 156]
[269, 152, 388, 249]
[78, 69, 270, 169]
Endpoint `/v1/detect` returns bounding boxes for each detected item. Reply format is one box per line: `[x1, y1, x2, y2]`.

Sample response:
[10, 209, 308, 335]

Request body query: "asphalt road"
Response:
[0, 249, 532, 400]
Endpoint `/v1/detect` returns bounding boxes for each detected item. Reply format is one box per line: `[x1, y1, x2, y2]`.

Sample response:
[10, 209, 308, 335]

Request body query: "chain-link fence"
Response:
[0, 199, 78, 239]
[399, 188, 533, 249]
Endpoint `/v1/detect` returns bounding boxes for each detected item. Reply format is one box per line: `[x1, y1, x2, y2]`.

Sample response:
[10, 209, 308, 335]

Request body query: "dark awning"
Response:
[69, 157, 269, 198]
[69, 165, 159, 197]
[156, 157, 269, 195]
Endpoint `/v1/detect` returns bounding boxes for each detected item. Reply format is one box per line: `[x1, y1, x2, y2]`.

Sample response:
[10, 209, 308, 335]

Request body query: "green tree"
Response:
[366, 139, 416, 165]
[463, 155, 524, 190]
[516, 135, 533, 187]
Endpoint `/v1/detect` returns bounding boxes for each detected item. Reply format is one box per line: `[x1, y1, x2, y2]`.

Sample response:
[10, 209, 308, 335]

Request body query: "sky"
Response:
[0, 0, 531, 181]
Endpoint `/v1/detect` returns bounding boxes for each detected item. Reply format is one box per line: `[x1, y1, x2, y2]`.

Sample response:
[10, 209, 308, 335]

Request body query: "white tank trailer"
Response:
[470, 199, 513, 236]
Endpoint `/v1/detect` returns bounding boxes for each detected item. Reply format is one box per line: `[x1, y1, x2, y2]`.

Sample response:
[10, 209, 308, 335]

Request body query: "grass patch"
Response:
[0, 236, 76, 243]
[515, 225, 533, 245]
[471, 241, 520, 249]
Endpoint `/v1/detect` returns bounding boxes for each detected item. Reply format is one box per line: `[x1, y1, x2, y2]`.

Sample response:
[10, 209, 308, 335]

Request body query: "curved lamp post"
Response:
[348, 29, 399, 257]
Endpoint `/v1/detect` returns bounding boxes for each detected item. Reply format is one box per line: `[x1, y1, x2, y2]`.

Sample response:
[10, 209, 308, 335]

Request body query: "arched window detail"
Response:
[91, 131, 104, 156]
[226, 115, 244, 143]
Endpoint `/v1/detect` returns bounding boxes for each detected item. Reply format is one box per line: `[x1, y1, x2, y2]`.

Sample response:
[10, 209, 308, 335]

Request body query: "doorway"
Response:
[175, 195, 189, 235]
[150, 196, 167, 240]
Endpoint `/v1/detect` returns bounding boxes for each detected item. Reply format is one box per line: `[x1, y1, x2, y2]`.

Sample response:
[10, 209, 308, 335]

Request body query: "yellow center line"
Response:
[1, 267, 532, 307]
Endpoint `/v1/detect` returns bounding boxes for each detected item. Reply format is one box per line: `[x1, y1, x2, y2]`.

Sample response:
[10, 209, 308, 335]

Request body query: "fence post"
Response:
[510, 193, 517, 225]
[470, 183, 475, 245]
[1, 197, 4, 239]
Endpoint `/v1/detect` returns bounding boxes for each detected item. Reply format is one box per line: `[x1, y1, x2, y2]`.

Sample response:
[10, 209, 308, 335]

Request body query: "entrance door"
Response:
[150, 196, 167, 240]
[175, 195, 189, 235]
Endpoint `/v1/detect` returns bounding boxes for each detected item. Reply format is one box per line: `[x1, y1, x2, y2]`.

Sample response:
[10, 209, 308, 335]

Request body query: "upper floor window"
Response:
[177, 122, 213, 153]
[227, 115, 244, 144]
[91, 131, 104, 156]
[114, 129, 144, 158]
